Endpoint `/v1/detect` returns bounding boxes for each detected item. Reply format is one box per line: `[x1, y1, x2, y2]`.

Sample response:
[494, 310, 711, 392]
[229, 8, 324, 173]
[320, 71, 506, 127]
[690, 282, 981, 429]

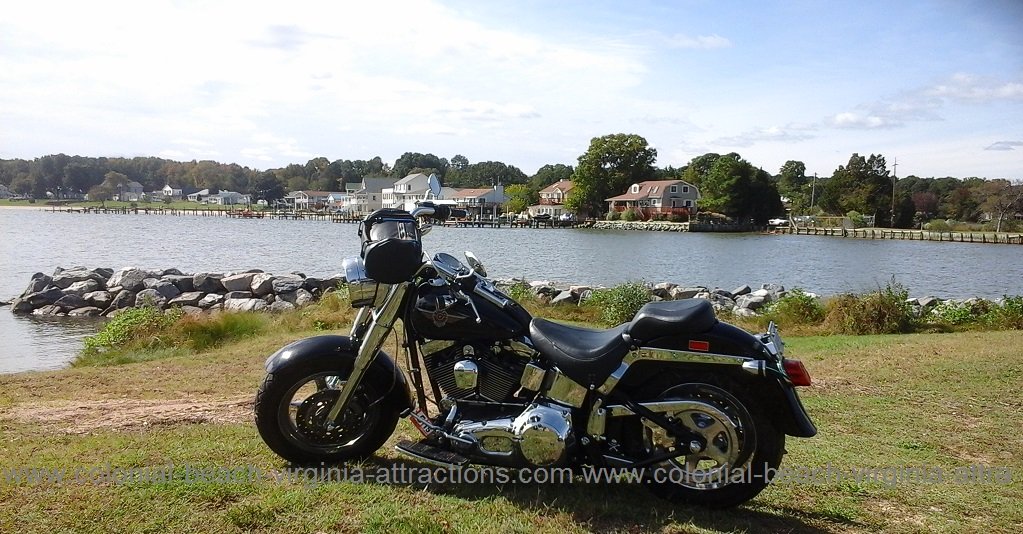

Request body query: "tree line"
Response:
[2, 135, 1019, 230]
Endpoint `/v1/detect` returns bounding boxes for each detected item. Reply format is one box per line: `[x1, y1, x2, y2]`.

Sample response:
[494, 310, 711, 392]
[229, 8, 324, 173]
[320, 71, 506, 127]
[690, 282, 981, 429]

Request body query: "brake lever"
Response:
[455, 289, 483, 324]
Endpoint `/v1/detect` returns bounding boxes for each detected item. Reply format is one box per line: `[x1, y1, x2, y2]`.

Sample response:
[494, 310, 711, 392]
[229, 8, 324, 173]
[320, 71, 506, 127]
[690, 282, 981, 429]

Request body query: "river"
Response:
[2, 208, 1021, 373]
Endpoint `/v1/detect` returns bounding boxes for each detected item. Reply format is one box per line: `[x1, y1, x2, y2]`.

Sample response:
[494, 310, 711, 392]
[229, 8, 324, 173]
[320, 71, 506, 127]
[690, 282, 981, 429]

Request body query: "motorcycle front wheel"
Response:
[255, 354, 401, 465]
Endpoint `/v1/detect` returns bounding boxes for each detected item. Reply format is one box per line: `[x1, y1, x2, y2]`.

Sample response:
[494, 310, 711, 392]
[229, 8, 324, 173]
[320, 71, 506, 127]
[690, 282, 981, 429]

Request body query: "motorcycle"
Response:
[255, 202, 816, 508]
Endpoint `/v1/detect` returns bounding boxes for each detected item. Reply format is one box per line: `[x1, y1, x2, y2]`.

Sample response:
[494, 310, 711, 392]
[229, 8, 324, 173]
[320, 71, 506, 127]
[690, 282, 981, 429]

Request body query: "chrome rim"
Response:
[644, 383, 755, 490]
[278, 372, 377, 454]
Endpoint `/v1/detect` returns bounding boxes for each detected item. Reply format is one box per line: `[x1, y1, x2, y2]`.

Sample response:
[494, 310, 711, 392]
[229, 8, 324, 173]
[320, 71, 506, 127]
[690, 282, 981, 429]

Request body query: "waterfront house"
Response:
[528, 179, 575, 219]
[283, 190, 342, 211]
[161, 184, 201, 201]
[0, 183, 13, 199]
[114, 181, 146, 202]
[205, 190, 251, 205]
[347, 177, 396, 213]
[605, 180, 700, 220]
[382, 173, 435, 212]
[451, 185, 507, 219]
[186, 188, 217, 202]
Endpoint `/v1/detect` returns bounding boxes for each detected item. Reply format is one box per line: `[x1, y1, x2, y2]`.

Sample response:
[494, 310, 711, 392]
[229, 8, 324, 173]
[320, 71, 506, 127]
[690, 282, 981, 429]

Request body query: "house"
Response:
[187, 188, 217, 202]
[205, 190, 251, 205]
[348, 177, 397, 213]
[161, 184, 201, 200]
[0, 183, 12, 199]
[282, 191, 342, 211]
[528, 179, 576, 219]
[382, 173, 433, 212]
[115, 181, 146, 202]
[605, 180, 700, 220]
[450, 185, 506, 219]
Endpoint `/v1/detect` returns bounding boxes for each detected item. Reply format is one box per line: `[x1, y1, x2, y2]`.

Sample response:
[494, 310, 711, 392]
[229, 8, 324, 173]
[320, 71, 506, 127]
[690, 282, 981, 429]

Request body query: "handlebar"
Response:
[411, 202, 467, 221]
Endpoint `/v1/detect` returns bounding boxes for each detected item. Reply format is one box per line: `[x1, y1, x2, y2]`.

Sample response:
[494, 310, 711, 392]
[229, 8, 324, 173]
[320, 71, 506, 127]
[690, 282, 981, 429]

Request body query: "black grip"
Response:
[450, 209, 467, 219]
[432, 204, 451, 220]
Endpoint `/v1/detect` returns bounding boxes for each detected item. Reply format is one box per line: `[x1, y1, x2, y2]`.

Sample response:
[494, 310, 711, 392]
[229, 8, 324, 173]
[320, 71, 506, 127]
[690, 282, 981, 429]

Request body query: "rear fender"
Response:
[264, 335, 413, 411]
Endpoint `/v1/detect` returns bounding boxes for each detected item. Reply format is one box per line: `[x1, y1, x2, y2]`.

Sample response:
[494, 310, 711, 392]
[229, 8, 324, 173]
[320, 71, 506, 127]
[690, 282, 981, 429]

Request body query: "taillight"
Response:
[783, 359, 812, 386]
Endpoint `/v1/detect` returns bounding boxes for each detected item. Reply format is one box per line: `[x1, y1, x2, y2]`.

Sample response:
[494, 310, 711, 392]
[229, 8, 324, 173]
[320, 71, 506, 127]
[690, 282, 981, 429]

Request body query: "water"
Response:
[2, 208, 1021, 373]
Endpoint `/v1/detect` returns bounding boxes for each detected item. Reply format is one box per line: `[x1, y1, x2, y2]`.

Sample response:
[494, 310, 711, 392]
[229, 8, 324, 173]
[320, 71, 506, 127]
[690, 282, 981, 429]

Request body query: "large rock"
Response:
[269, 300, 296, 313]
[736, 294, 768, 311]
[135, 288, 168, 309]
[250, 273, 276, 296]
[222, 273, 257, 292]
[223, 298, 269, 312]
[731, 285, 752, 297]
[168, 291, 204, 307]
[20, 273, 52, 297]
[163, 275, 195, 293]
[197, 293, 224, 309]
[67, 306, 103, 317]
[271, 275, 305, 294]
[54, 294, 89, 311]
[23, 287, 65, 308]
[550, 290, 576, 305]
[161, 268, 185, 276]
[51, 267, 106, 289]
[224, 291, 254, 300]
[83, 290, 113, 309]
[65, 279, 100, 296]
[193, 272, 225, 293]
[144, 279, 181, 300]
[107, 267, 151, 292]
[278, 289, 314, 307]
[318, 276, 344, 293]
[105, 289, 137, 312]
[33, 305, 64, 316]
[669, 287, 704, 300]
[10, 297, 36, 313]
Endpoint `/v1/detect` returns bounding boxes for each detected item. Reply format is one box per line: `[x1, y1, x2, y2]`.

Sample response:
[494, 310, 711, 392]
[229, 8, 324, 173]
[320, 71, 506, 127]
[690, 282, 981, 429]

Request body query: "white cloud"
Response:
[984, 141, 1023, 151]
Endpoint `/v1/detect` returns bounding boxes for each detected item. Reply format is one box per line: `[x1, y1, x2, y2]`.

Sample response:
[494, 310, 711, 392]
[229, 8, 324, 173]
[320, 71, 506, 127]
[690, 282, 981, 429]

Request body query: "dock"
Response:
[776, 225, 1023, 244]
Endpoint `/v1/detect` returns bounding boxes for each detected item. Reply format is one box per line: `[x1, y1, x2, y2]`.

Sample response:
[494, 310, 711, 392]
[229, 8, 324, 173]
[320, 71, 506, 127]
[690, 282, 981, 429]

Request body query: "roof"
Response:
[452, 188, 493, 198]
[605, 180, 694, 202]
[394, 173, 429, 185]
[539, 180, 575, 194]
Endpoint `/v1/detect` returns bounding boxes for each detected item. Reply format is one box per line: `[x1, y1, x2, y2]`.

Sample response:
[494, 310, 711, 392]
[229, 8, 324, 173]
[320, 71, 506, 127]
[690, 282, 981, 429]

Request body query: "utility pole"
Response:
[891, 157, 898, 227]
[810, 172, 817, 210]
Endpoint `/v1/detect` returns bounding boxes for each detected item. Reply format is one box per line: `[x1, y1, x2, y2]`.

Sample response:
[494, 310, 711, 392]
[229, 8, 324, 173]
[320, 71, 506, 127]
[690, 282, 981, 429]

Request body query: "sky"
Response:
[1, 0, 1021, 180]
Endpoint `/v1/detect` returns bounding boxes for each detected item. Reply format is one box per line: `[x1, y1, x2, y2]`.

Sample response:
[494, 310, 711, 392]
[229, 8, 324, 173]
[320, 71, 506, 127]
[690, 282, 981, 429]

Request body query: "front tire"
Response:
[628, 374, 786, 508]
[254, 353, 401, 465]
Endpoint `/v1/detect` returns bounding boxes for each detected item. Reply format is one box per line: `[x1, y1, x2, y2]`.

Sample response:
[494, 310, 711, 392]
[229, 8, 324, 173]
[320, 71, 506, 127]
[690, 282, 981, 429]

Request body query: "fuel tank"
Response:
[409, 282, 532, 341]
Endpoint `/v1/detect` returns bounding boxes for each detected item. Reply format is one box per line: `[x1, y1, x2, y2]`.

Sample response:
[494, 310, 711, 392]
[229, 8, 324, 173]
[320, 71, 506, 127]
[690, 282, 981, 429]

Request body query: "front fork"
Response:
[325, 282, 411, 422]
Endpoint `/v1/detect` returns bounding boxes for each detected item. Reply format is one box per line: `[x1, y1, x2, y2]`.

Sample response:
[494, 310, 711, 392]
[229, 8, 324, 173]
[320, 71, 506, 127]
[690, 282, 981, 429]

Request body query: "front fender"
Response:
[264, 335, 412, 411]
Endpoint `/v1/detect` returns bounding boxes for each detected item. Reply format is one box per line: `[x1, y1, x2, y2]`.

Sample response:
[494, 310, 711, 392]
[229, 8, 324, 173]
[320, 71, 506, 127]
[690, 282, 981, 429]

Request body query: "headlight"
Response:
[342, 257, 385, 308]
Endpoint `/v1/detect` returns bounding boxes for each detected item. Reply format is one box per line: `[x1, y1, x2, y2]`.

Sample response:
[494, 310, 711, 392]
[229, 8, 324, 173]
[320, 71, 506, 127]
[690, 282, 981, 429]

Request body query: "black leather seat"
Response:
[529, 319, 632, 386]
[627, 299, 717, 341]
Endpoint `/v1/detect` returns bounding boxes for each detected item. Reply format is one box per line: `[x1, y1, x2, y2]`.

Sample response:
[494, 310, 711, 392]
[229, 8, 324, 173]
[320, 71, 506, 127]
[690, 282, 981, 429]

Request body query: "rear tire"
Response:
[626, 374, 786, 508]
[254, 353, 401, 465]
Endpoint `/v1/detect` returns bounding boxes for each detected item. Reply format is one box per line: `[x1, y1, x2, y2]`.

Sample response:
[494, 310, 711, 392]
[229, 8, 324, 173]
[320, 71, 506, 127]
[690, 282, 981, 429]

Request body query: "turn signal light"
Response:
[783, 359, 812, 386]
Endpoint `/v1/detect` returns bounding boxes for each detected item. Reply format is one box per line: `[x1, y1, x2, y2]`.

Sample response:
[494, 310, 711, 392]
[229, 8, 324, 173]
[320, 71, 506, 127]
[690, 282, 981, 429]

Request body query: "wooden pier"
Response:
[776, 226, 1023, 244]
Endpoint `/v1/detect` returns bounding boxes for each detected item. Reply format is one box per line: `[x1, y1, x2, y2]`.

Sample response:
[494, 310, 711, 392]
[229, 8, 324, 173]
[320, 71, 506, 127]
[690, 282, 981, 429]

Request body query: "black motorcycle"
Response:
[255, 202, 816, 507]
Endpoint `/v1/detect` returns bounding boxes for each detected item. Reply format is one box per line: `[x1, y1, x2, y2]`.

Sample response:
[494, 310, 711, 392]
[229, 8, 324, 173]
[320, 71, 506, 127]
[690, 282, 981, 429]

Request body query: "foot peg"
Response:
[395, 439, 469, 467]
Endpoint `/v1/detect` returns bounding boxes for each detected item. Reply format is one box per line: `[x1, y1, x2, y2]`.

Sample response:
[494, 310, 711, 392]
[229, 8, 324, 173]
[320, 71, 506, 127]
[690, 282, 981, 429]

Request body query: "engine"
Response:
[421, 341, 528, 402]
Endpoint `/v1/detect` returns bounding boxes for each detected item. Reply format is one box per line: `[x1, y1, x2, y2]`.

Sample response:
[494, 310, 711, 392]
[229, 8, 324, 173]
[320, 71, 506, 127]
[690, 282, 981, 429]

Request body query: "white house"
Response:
[450, 185, 507, 219]
[282, 190, 343, 210]
[205, 191, 251, 205]
[348, 177, 397, 213]
[187, 189, 214, 202]
[382, 173, 433, 212]
[115, 181, 146, 202]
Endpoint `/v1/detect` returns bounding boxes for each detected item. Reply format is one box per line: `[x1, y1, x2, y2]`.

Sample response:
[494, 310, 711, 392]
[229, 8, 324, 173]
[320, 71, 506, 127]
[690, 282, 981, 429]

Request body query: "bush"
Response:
[587, 282, 652, 326]
[170, 312, 269, 351]
[621, 208, 640, 222]
[669, 213, 686, 223]
[762, 289, 825, 327]
[846, 210, 865, 228]
[505, 280, 533, 303]
[925, 219, 951, 232]
[606, 211, 621, 221]
[81, 306, 181, 359]
[983, 296, 1023, 329]
[823, 279, 915, 334]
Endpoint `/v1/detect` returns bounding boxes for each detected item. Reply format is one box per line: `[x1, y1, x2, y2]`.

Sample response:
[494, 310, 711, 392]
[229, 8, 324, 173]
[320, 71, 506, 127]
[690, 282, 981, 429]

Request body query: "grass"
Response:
[1, 298, 1022, 532]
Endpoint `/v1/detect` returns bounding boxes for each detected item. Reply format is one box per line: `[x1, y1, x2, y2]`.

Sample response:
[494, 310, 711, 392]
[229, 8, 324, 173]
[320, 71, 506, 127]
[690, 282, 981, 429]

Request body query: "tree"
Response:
[571, 133, 657, 216]
[250, 171, 286, 203]
[978, 179, 1023, 232]
[818, 153, 893, 224]
[503, 183, 534, 214]
[450, 154, 469, 170]
[529, 164, 573, 190]
[444, 161, 528, 188]
[391, 152, 449, 180]
[681, 153, 722, 188]
[699, 154, 783, 224]
[776, 160, 810, 213]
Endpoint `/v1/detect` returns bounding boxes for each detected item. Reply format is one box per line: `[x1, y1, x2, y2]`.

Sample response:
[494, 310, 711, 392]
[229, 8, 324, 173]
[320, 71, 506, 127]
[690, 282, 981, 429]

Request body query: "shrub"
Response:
[81, 306, 181, 358]
[621, 208, 640, 222]
[606, 210, 621, 221]
[983, 296, 1023, 330]
[846, 210, 865, 228]
[587, 282, 652, 326]
[170, 312, 269, 351]
[823, 279, 915, 334]
[505, 280, 533, 303]
[928, 300, 989, 327]
[762, 289, 825, 327]
[925, 219, 951, 232]
[669, 213, 686, 223]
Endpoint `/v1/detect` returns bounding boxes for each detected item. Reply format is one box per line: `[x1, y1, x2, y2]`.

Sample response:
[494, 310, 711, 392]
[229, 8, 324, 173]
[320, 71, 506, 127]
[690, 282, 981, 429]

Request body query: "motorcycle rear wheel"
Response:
[631, 374, 785, 508]
[255, 354, 401, 465]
